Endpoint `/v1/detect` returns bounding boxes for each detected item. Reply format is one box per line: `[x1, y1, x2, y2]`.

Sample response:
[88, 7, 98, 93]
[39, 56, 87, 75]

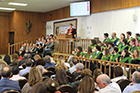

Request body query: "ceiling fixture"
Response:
[0, 7, 15, 10]
[8, 2, 28, 6]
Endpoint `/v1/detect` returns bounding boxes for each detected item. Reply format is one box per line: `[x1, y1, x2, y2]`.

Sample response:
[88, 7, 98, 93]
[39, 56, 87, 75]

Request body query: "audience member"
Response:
[58, 55, 70, 68]
[11, 53, 19, 60]
[10, 66, 26, 81]
[36, 65, 47, 74]
[0, 66, 21, 92]
[22, 67, 42, 93]
[69, 58, 78, 74]
[19, 58, 33, 76]
[56, 60, 68, 71]
[111, 66, 127, 82]
[96, 74, 121, 93]
[123, 71, 140, 93]
[19, 53, 29, 66]
[11, 59, 19, 66]
[44, 55, 55, 69]
[3, 55, 11, 65]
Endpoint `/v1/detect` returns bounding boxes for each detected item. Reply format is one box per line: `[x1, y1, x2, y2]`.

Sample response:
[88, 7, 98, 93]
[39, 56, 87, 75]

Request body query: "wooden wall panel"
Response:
[46, 0, 140, 21]
[0, 12, 10, 54]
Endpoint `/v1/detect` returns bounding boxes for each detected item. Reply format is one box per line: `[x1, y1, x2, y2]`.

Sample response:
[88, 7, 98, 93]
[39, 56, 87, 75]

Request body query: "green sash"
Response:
[92, 51, 102, 59]
[90, 44, 96, 49]
[101, 55, 110, 60]
[133, 57, 140, 61]
[76, 52, 84, 57]
[103, 38, 111, 42]
[119, 45, 128, 52]
[128, 46, 137, 52]
[118, 40, 122, 49]
[84, 53, 93, 58]
[127, 37, 135, 43]
[119, 57, 132, 63]
[112, 37, 119, 42]
[110, 53, 120, 62]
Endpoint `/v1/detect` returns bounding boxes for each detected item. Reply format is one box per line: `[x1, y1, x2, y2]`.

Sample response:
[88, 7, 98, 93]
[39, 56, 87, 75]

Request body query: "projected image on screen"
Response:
[70, 1, 90, 16]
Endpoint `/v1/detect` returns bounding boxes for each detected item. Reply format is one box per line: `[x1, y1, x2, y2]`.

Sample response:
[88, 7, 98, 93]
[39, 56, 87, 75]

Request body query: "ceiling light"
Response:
[0, 7, 15, 10]
[8, 2, 28, 6]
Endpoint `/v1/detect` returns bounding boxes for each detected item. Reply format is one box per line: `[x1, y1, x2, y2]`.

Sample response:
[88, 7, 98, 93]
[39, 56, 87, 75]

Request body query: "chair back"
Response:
[22, 73, 29, 79]
[117, 79, 131, 92]
[66, 71, 72, 77]
[46, 66, 55, 73]
[2, 90, 20, 93]
[66, 75, 73, 83]
[18, 79, 27, 89]
[57, 84, 76, 93]
[42, 71, 54, 77]
[74, 75, 82, 81]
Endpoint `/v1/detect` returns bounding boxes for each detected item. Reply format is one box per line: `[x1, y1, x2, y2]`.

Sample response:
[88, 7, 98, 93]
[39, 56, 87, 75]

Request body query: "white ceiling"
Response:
[0, 0, 85, 12]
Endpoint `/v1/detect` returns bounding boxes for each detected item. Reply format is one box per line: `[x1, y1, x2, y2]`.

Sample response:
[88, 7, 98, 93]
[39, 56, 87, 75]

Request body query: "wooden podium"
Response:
[57, 34, 72, 39]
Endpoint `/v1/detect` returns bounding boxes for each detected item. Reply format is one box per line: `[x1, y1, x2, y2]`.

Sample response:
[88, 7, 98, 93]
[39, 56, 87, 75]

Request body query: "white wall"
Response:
[46, 6, 140, 41]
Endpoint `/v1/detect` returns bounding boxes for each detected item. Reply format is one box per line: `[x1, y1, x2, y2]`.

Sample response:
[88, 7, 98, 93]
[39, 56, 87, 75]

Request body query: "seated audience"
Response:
[0, 55, 7, 65]
[93, 69, 103, 83]
[3, 55, 11, 65]
[126, 31, 135, 43]
[129, 39, 137, 53]
[78, 76, 99, 93]
[11, 53, 19, 60]
[19, 53, 29, 66]
[101, 48, 110, 61]
[55, 69, 69, 85]
[10, 66, 26, 81]
[81, 68, 92, 78]
[30, 82, 47, 93]
[118, 38, 128, 52]
[72, 63, 84, 80]
[0, 66, 21, 93]
[37, 43, 43, 54]
[44, 55, 55, 69]
[22, 67, 42, 93]
[90, 39, 97, 49]
[11, 59, 19, 66]
[103, 33, 111, 43]
[58, 55, 70, 68]
[56, 60, 68, 71]
[72, 46, 84, 57]
[111, 66, 127, 82]
[19, 58, 33, 76]
[96, 74, 121, 93]
[83, 46, 93, 58]
[135, 33, 140, 47]
[111, 32, 119, 46]
[108, 42, 114, 53]
[92, 45, 103, 59]
[118, 33, 125, 49]
[123, 71, 140, 93]
[109, 47, 120, 62]
[69, 58, 78, 74]
[36, 65, 48, 74]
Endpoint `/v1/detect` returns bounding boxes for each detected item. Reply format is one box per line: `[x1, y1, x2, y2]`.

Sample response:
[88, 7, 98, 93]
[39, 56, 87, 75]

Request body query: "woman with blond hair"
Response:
[22, 67, 42, 93]
[56, 60, 68, 71]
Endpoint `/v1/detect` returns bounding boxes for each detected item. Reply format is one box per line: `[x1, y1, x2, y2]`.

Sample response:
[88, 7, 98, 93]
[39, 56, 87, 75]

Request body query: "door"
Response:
[9, 32, 14, 54]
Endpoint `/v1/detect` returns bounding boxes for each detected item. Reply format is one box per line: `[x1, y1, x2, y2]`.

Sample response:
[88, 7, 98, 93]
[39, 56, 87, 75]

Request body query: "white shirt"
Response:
[111, 76, 127, 83]
[65, 63, 70, 68]
[69, 65, 76, 74]
[99, 82, 121, 93]
[10, 74, 26, 81]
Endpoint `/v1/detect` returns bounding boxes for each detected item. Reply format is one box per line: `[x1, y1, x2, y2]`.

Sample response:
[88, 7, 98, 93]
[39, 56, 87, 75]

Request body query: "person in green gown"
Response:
[135, 33, 140, 46]
[101, 48, 110, 61]
[128, 39, 137, 53]
[118, 33, 125, 49]
[90, 39, 97, 49]
[126, 31, 135, 43]
[131, 49, 140, 64]
[111, 32, 119, 46]
[117, 49, 131, 63]
[103, 33, 111, 43]
[73, 46, 84, 57]
[109, 47, 121, 62]
[84, 47, 93, 58]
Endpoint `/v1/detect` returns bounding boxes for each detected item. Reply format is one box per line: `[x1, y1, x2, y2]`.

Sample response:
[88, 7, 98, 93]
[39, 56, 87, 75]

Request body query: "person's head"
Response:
[78, 76, 95, 93]
[12, 66, 19, 75]
[121, 49, 129, 57]
[3, 55, 11, 64]
[36, 39, 38, 42]
[114, 66, 123, 78]
[33, 44, 36, 48]
[91, 39, 97, 46]
[120, 33, 125, 39]
[30, 82, 47, 93]
[44, 78, 59, 93]
[132, 71, 140, 83]
[126, 31, 132, 38]
[111, 32, 116, 38]
[38, 38, 41, 41]
[97, 41, 102, 46]
[81, 69, 92, 77]
[11, 53, 19, 60]
[24, 53, 28, 59]
[29, 43, 33, 47]
[77, 46, 82, 53]
[34, 54, 41, 61]
[103, 48, 110, 56]
[36, 58, 46, 67]
[55, 69, 68, 85]
[45, 55, 51, 63]
[1, 66, 12, 78]
[11, 59, 19, 66]
[108, 42, 114, 48]
[93, 69, 103, 82]
[36, 65, 44, 74]
[57, 60, 68, 71]
[135, 33, 140, 39]
[47, 35, 50, 38]
[96, 74, 111, 89]
[26, 43, 30, 47]
[113, 47, 119, 53]
[95, 45, 101, 51]
[76, 63, 84, 72]
[39, 43, 42, 47]
[104, 41, 109, 47]
[72, 58, 78, 65]
[129, 39, 136, 46]
[69, 23, 73, 28]
[133, 49, 139, 58]
[122, 38, 128, 45]
[55, 65, 63, 73]
[28, 67, 42, 86]
[25, 58, 33, 67]
[58, 55, 64, 61]
[104, 33, 109, 38]
[87, 46, 92, 53]
[50, 34, 54, 39]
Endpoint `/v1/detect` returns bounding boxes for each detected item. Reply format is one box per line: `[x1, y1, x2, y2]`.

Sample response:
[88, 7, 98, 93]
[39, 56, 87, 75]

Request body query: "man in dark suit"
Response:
[0, 66, 21, 93]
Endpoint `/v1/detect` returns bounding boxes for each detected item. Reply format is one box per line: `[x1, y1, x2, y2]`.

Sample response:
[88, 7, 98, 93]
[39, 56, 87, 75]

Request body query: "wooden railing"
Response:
[53, 54, 140, 81]
[8, 39, 36, 55]
[54, 38, 93, 54]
